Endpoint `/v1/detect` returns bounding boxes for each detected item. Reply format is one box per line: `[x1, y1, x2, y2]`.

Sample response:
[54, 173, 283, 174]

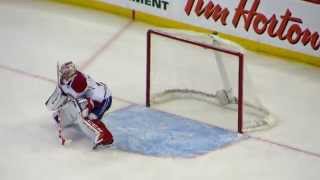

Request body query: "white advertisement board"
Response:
[100, 0, 320, 57]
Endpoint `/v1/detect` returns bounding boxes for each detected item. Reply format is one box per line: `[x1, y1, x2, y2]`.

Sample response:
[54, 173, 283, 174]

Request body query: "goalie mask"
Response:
[60, 61, 77, 83]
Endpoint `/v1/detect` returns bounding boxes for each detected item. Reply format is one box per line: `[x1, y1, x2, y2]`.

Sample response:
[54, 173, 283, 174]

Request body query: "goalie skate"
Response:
[92, 142, 113, 150]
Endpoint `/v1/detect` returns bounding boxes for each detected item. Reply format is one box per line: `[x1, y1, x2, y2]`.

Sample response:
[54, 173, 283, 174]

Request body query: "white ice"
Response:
[0, 1, 319, 180]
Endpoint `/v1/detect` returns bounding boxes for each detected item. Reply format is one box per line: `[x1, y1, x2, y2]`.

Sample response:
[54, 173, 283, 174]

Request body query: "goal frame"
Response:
[146, 29, 244, 133]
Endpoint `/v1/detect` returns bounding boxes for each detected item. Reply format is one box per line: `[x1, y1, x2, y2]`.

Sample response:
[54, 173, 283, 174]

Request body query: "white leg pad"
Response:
[77, 119, 101, 143]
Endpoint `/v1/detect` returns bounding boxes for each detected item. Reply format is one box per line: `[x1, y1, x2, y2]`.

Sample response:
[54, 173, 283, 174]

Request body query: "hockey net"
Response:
[146, 29, 276, 133]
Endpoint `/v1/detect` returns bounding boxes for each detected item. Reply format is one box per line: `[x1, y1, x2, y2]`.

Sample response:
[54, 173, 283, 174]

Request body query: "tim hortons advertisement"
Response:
[184, 0, 319, 56]
[101, 0, 319, 57]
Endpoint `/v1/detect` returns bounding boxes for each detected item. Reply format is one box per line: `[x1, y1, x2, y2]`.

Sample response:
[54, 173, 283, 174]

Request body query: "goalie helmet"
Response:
[60, 61, 77, 83]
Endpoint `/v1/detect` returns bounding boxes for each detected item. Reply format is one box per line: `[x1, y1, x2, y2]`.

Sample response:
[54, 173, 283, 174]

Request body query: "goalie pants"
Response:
[91, 96, 112, 119]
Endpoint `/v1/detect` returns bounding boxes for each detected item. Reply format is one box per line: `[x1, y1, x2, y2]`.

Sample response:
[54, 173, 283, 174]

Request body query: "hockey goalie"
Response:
[45, 61, 113, 149]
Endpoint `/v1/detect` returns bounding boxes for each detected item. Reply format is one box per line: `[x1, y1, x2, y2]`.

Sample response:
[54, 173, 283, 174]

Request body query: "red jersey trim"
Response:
[71, 71, 87, 93]
[303, 0, 320, 4]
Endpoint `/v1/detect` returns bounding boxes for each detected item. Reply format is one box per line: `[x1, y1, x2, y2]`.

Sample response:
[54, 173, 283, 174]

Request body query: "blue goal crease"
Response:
[102, 105, 243, 158]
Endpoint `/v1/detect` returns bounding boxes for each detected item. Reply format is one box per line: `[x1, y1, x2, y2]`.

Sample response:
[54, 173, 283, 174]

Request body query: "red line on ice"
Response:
[0, 64, 56, 83]
[0, 64, 133, 105]
[79, 20, 134, 70]
[250, 136, 320, 159]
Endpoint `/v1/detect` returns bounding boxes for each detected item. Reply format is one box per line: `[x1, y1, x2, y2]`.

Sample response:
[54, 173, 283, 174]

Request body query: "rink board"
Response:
[102, 105, 242, 158]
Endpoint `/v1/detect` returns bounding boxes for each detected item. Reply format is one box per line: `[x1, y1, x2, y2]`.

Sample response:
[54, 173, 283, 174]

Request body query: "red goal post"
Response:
[146, 29, 245, 133]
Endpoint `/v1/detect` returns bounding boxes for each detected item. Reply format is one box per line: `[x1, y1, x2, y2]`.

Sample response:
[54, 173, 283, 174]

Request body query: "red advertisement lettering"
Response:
[184, 0, 320, 51]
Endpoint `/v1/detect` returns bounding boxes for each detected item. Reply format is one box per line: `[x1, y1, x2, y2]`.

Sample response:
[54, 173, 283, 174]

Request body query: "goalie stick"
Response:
[56, 62, 72, 145]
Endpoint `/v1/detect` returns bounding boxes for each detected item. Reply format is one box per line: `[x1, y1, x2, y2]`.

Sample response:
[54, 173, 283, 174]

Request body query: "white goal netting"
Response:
[147, 29, 276, 132]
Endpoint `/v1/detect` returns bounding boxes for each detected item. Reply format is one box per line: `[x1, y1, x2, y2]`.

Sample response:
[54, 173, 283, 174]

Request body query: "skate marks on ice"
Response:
[103, 105, 244, 158]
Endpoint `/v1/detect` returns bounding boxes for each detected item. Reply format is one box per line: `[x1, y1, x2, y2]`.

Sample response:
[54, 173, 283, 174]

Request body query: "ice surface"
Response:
[0, 1, 319, 180]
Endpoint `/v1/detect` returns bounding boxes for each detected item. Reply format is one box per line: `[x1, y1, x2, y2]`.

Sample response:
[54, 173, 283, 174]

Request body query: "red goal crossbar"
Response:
[146, 29, 244, 133]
